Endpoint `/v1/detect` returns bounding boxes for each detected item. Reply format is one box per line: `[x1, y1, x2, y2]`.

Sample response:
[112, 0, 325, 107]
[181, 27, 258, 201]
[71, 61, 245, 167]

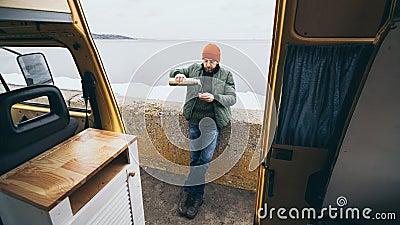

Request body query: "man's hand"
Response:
[199, 92, 214, 102]
[174, 74, 186, 83]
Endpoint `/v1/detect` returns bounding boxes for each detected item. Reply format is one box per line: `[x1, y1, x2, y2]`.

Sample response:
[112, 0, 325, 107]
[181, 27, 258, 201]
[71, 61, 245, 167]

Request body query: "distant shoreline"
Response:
[91, 33, 136, 40]
[91, 33, 272, 42]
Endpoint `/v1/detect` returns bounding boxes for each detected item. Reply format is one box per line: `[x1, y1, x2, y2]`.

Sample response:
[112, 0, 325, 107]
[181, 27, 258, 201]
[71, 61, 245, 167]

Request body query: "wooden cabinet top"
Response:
[0, 128, 137, 210]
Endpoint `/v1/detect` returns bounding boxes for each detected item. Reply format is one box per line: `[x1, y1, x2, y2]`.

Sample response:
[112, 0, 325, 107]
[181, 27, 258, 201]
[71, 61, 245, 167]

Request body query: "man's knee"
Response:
[199, 152, 214, 165]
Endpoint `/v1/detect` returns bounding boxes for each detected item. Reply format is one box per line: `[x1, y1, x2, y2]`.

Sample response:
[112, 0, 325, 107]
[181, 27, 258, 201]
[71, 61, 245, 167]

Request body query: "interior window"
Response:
[0, 46, 84, 109]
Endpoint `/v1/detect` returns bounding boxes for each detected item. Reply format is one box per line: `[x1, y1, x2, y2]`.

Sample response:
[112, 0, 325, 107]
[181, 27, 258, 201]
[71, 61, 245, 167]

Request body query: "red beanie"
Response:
[202, 44, 220, 62]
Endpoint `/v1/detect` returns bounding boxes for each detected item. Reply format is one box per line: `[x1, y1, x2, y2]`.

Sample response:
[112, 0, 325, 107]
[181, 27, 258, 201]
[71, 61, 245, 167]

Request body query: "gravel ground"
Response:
[140, 168, 256, 225]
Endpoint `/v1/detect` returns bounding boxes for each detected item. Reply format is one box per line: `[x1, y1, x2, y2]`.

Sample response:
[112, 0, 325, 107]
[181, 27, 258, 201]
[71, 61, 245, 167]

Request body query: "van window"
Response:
[0, 46, 85, 109]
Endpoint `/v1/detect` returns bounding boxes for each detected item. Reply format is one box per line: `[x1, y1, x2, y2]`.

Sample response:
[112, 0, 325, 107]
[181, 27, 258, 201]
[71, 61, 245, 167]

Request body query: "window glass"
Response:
[0, 46, 85, 109]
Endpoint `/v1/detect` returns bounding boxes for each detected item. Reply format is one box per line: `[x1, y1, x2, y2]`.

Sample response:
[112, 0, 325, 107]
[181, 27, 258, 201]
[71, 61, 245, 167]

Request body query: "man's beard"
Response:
[204, 67, 214, 73]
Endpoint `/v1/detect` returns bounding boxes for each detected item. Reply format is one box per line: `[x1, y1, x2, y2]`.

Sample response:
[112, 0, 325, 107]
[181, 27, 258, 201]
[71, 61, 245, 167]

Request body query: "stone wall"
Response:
[118, 96, 263, 191]
[26, 87, 263, 191]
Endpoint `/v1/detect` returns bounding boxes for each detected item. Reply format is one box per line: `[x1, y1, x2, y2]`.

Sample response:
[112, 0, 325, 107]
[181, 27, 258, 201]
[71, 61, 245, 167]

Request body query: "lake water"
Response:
[94, 39, 271, 83]
[1, 39, 272, 110]
[95, 39, 272, 110]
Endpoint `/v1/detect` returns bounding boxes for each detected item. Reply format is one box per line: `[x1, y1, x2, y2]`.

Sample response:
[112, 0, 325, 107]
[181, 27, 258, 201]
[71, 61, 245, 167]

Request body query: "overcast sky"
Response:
[80, 0, 275, 40]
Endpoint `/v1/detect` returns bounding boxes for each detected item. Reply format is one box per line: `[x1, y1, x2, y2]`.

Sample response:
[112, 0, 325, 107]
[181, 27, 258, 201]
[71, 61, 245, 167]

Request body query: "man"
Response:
[169, 43, 236, 219]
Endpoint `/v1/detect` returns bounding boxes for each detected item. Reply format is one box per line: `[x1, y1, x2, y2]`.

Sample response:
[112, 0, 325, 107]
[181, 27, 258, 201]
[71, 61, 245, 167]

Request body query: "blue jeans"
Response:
[184, 121, 220, 199]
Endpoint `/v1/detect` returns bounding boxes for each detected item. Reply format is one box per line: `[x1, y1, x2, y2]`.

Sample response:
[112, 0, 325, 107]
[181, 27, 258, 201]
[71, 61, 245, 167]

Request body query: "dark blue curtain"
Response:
[275, 44, 373, 148]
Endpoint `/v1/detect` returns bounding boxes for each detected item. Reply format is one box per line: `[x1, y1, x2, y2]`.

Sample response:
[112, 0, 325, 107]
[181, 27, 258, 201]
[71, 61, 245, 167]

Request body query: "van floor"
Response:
[140, 167, 256, 225]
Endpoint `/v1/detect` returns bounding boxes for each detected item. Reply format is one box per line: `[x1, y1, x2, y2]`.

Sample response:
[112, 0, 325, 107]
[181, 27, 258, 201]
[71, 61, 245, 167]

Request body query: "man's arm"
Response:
[214, 72, 236, 107]
[169, 66, 192, 79]
[170, 65, 196, 83]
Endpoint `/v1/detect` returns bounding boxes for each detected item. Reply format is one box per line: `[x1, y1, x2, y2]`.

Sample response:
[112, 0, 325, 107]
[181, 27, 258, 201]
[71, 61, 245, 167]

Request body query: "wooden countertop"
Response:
[0, 128, 137, 210]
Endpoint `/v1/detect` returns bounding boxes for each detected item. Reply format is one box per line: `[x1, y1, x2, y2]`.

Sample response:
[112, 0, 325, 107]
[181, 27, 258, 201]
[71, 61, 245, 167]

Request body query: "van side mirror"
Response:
[17, 53, 54, 86]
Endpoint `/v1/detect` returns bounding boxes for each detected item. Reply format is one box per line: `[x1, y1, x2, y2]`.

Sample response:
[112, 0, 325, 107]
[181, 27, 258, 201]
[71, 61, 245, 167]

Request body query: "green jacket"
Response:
[170, 63, 236, 128]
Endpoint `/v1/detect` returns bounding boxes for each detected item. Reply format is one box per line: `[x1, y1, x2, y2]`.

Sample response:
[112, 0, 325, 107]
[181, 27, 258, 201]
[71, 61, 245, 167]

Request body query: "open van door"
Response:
[255, 0, 400, 224]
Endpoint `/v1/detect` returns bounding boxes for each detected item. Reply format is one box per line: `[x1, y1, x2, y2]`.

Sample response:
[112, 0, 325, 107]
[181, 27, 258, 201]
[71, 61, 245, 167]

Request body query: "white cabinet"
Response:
[0, 129, 144, 225]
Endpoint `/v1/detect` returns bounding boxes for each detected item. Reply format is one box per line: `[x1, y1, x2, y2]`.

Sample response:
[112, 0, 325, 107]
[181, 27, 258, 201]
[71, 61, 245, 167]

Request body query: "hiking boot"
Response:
[178, 190, 190, 216]
[186, 198, 203, 219]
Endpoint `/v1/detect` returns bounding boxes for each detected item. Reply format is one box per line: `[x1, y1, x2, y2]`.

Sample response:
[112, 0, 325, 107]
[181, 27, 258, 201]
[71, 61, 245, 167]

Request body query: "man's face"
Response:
[203, 58, 218, 73]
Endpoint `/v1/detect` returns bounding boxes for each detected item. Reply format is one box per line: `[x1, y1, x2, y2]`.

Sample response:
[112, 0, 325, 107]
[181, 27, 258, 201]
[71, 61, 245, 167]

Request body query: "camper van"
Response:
[0, 0, 399, 225]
